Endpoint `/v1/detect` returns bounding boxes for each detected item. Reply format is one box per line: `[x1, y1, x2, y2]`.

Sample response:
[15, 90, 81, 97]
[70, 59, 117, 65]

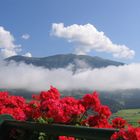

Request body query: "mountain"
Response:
[4, 54, 129, 112]
[5, 54, 124, 69]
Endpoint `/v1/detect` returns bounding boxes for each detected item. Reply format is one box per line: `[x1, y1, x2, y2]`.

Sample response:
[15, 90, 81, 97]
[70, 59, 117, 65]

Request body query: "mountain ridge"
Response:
[5, 53, 124, 69]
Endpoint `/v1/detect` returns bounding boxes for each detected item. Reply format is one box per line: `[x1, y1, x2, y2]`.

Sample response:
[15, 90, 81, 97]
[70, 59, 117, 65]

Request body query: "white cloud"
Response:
[0, 26, 32, 58]
[0, 49, 17, 58]
[51, 23, 135, 59]
[0, 26, 20, 58]
[0, 60, 140, 91]
[22, 34, 30, 40]
[23, 52, 32, 57]
[74, 59, 90, 69]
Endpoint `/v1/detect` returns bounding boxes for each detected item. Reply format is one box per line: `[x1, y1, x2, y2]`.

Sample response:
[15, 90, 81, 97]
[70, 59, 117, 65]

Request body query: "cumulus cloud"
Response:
[0, 26, 20, 58]
[0, 26, 32, 58]
[23, 52, 32, 57]
[0, 60, 140, 92]
[22, 34, 30, 40]
[51, 23, 135, 59]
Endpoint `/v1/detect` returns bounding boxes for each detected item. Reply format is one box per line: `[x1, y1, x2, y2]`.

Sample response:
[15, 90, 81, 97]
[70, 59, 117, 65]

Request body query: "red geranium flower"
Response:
[112, 117, 127, 129]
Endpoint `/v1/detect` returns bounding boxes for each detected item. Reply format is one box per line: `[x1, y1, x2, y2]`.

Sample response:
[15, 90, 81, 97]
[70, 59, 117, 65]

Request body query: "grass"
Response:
[111, 108, 140, 127]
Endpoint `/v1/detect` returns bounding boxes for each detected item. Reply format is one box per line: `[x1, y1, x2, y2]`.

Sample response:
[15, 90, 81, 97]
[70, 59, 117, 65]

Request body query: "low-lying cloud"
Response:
[51, 23, 135, 59]
[0, 60, 140, 92]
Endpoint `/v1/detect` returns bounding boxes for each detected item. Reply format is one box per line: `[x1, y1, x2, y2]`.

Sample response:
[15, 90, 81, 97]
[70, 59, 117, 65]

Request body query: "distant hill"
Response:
[1, 88, 140, 113]
[1, 88, 123, 113]
[5, 54, 124, 69]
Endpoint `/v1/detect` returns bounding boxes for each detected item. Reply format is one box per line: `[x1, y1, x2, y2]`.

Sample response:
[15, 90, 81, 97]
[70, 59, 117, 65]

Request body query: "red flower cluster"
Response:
[0, 86, 140, 140]
[112, 117, 127, 129]
[0, 91, 27, 120]
[27, 86, 85, 123]
[80, 91, 101, 111]
[80, 92, 112, 128]
[111, 126, 140, 140]
[59, 136, 75, 140]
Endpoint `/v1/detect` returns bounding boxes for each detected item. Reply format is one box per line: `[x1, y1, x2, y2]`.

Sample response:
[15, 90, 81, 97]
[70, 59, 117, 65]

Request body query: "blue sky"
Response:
[0, 0, 140, 63]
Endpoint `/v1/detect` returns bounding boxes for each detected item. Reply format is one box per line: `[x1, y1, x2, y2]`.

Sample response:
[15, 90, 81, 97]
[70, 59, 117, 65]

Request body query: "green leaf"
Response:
[0, 114, 14, 125]
[37, 117, 47, 124]
[47, 118, 54, 123]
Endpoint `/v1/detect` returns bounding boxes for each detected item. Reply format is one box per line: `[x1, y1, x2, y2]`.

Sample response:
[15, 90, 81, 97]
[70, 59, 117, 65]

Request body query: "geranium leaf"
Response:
[0, 114, 14, 125]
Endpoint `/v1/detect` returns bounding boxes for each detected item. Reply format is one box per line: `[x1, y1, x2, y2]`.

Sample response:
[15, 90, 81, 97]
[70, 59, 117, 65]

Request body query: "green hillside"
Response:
[112, 109, 140, 127]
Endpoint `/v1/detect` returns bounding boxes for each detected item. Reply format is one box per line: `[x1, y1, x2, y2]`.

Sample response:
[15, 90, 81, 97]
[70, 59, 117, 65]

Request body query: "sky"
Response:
[0, 0, 140, 91]
[0, 0, 140, 63]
